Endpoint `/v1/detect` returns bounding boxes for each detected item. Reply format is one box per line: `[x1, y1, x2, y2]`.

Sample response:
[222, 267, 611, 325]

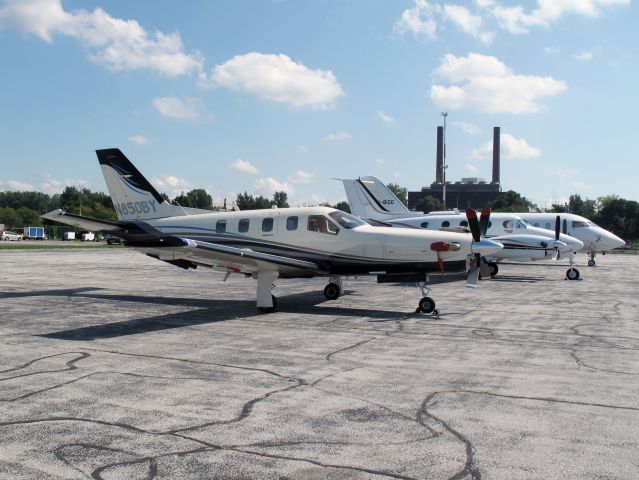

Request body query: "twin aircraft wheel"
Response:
[323, 283, 341, 301]
[587, 259, 596, 267]
[418, 297, 437, 314]
[566, 268, 580, 280]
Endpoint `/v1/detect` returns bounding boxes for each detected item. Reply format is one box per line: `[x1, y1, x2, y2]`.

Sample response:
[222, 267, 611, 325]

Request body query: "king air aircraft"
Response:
[342, 176, 587, 280]
[43, 149, 502, 314]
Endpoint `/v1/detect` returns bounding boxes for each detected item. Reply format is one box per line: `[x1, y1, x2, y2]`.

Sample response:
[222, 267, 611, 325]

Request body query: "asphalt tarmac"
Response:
[0, 249, 637, 479]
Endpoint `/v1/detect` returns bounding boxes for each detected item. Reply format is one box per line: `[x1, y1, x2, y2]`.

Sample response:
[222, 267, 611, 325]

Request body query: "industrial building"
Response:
[407, 127, 502, 211]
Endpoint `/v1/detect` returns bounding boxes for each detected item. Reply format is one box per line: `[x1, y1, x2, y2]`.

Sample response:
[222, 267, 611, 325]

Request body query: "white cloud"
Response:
[129, 134, 151, 145]
[0, 0, 203, 76]
[377, 110, 395, 125]
[376, 158, 385, 167]
[465, 163, 480, 174]
[39, 177, 91, 194]
[443, 4, 494, 44]
[454, 121, 480, 134]
[228, 159, 259, 175]
[472, 133, 541, 159]
[153, 97, 202, 120]
[200, 52, 344, 109]
[492, 0, 630, 34]
[4, 180, 35, 191]
[151, 175, 192, 197]
[393, 0, 439, 39]
[325, 131, 351, 141]
[430, 53, 567, 113]
[297, 145, 310, 153]
[573, 50, 593, 61]
[393, 171, 402, 179]
[254, 177, 294, 196]
[544, 46, 560, 55]
[288, 171, 314, 184]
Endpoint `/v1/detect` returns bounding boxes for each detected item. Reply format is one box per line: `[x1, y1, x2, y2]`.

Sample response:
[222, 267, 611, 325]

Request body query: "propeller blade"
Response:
[467, 265, 480, 288]
[555, 215, 560, 241]
[479, 207, 490, 237]
[466, 208, 481, 243]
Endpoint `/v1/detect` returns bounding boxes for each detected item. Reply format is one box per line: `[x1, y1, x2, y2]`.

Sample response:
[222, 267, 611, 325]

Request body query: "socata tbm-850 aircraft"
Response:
[342, 176, 587, 280]
[43, 149, 502, 314]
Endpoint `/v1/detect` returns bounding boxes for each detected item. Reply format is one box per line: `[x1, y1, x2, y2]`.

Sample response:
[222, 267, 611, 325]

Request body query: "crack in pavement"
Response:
[326, 337, 377, 362]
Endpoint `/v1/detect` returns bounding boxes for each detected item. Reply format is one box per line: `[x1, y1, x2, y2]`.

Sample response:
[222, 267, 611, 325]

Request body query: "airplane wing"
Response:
[42, 209, 325, 277]
[141, 238, 326, 277]
[42, 209, 123, 232]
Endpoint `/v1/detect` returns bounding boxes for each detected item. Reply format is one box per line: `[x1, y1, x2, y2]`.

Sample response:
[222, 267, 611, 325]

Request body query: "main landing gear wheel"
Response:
[488, 262, 498, 278]
[323, 283, 341, 300]
[587, 259, 596, 267]
[566, 268, 580, 280]
[258, 295, 277, 313]
[418, 297, 437, 314]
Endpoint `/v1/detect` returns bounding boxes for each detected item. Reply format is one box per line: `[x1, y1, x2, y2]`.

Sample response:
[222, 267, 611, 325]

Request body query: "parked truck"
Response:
[63, 231, 76, 241]
[24, 226, 46, 240]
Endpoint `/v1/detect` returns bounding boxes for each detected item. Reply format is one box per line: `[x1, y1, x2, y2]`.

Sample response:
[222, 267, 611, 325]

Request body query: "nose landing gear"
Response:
[416, 282, 438, 315]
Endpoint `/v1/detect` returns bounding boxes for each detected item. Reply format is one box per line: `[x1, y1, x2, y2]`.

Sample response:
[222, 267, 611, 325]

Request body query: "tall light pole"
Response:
[441, 112, 448, 210]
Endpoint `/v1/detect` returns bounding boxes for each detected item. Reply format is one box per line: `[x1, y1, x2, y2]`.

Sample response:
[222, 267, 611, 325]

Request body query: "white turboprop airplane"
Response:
[342, 176, 586, 280]
[514, 213, 625, 266]
[43, 149, 502, 314]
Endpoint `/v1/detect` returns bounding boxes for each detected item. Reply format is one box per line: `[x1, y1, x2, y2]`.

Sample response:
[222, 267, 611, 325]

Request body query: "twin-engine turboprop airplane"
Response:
[515, 212, 625, 266]
[43, 149, 502, 314]
[342, 176, 585, 280]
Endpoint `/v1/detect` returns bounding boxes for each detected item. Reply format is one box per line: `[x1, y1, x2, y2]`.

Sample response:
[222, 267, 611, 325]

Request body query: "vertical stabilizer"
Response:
[342, 176, 413, 221]
[97, 148, 187, 221]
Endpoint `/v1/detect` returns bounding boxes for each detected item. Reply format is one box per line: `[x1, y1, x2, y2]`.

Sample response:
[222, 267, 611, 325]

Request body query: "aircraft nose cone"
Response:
[472, 239, 503, 256]
[608, 234, 626, 249]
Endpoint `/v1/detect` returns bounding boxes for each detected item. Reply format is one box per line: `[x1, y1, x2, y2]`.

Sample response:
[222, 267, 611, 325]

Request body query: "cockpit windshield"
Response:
[572, 221, 589, 228]
[328, 210, 367, 229]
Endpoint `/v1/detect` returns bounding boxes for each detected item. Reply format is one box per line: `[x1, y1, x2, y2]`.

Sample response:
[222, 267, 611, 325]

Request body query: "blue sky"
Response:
[0, 0, 636, 209]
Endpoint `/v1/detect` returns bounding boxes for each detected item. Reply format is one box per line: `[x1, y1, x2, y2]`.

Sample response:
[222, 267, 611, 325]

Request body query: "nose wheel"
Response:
[416, 282, 438, 315]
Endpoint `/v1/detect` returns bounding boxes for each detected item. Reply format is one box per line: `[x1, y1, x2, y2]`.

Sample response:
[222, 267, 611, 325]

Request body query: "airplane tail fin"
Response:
[342, 176, 413, 220]
[97, 148, 187, 221]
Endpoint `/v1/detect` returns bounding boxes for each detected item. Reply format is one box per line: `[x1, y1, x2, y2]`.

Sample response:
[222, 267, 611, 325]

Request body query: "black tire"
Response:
[323, 283, 340, 300]
[258, 295, 277, 313]
[418, 297, 436, 314]
[488, 262, 498, 277]
[587, 259, 596, 267]
[566, 268, 580, 280]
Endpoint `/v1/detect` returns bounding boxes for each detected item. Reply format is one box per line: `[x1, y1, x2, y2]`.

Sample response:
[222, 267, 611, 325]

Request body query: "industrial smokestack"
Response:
[492, 126, 500, 184]
[436, 126, 443, 184]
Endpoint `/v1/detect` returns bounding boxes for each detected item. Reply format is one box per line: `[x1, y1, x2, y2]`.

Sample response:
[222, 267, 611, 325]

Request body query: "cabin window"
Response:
[488, 221, 492, 228]
[328, 211, 366, 229]
[238, 219, 249, 233]
[216, 220, 226, 233]
[534, 223, 539, 227]
[286, 216, 298, 231]
[441, 221, 450, 227]
[460, 220, 468, 227]
[420, 222, 429, 228]
[262, 218, 274, 232]
[307, 215, 338, 235]
[545, 223, 551, 229]
[503, 220, 514, 229]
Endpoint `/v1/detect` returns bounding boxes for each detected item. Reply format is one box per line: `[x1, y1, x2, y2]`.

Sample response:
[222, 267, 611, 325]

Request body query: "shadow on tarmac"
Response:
[33, 289, 417, 341]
